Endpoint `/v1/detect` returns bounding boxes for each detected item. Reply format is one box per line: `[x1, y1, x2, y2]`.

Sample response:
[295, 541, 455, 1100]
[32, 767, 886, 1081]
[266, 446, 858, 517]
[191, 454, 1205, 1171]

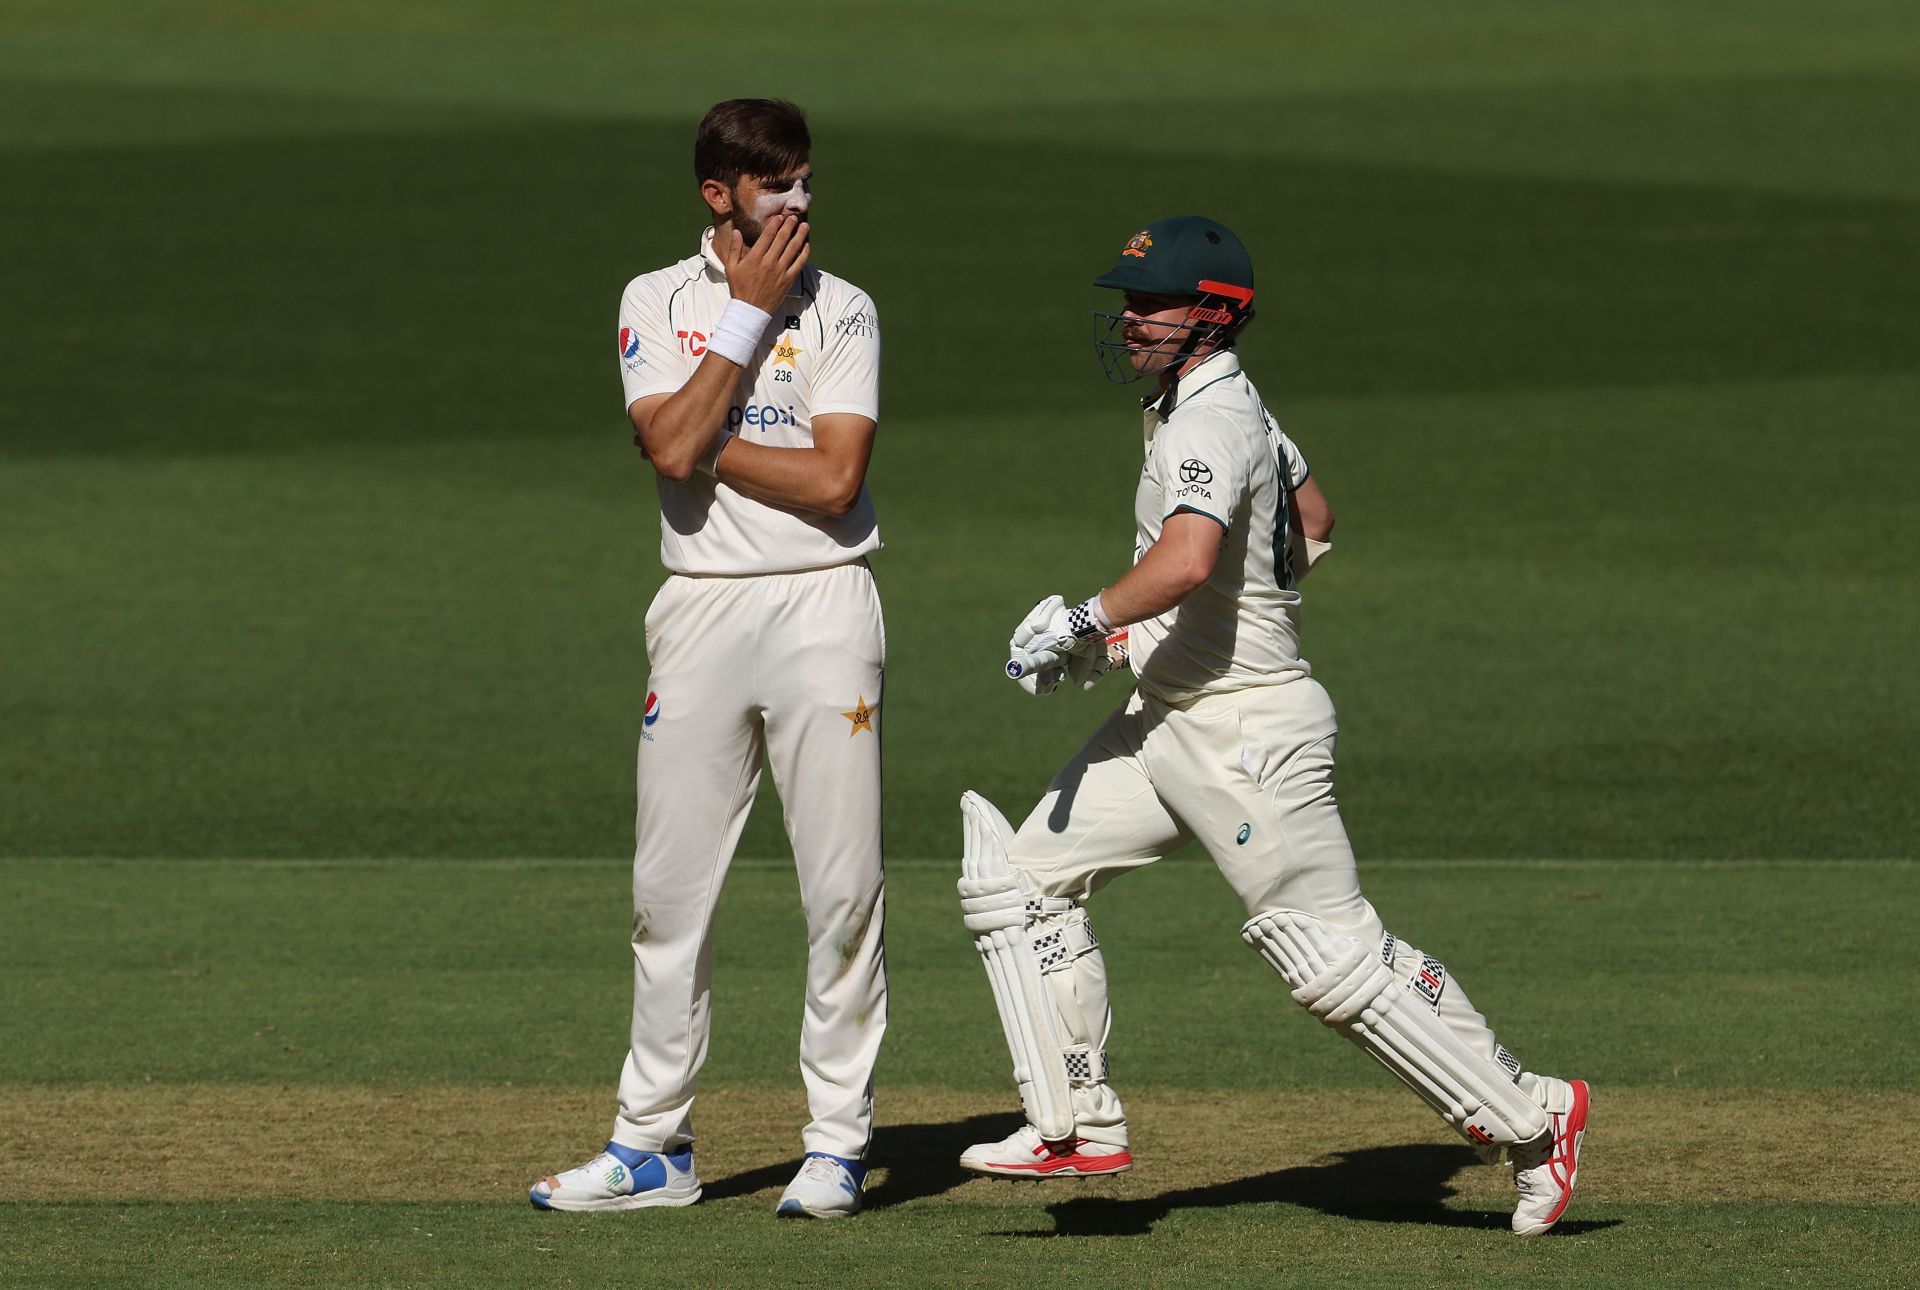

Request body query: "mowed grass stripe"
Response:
[7, 858, 1914, 1094]
[7, 1085, 1915, 1207]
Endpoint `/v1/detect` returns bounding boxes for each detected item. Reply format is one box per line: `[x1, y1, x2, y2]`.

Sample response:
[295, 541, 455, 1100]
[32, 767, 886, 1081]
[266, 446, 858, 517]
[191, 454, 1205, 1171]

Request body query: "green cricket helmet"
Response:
[1092, 215, 1256, 384]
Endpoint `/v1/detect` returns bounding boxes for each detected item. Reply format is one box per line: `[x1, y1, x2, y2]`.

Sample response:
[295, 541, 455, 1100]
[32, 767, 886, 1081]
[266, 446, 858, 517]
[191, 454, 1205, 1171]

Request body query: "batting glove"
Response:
[1065, 628, 1129, 690]
[1007, 595, 1068, 695]
[1007, 595, 1117, 696]
[1038, 595, 1113, 659]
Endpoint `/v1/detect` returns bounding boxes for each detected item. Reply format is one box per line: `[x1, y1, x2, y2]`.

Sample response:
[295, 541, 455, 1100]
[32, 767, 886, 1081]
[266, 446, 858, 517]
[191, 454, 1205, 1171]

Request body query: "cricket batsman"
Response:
[530, 99, 886, 1219]
[957, 216, 1589, 1235]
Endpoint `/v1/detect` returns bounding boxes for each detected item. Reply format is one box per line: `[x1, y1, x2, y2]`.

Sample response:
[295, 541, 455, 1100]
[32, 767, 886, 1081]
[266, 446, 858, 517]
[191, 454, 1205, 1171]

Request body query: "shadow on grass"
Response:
[701, 1112, 1017, 1209]
[711, 1118, 1619, 1237]
[997, 1142, 1621, 1238]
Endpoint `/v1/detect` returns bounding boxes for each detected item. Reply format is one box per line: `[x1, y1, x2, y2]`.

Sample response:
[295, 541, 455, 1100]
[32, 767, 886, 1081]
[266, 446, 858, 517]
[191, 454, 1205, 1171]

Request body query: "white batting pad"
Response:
[958, 791, 1074, 1141]
[1242, 909, 1548, 1151]
[1029, 899, 1111, 1089]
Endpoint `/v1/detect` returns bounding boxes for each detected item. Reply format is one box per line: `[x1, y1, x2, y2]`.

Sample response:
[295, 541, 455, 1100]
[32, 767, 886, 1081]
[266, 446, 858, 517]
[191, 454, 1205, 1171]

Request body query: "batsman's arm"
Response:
[1095, 511, 1222, 626]
[1287, 475, 1334, 578]
[1291, 475, 1334, 543]
[710, 413, 875, 518]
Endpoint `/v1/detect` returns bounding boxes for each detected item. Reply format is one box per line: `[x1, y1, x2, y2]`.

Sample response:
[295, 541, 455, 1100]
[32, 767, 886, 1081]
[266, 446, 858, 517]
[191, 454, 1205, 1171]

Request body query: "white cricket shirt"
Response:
[1128, 348, 1313, 703]
[617, 227, 883, 575]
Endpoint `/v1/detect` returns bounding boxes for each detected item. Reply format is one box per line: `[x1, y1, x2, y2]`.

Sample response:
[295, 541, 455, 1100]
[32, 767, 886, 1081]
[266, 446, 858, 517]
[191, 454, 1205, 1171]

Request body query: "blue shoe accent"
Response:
[603, 1141, 651, 1168]
[602, 1141, 692, 1194]
[529, 1189, 553, 1210]
[803, 1151, 867, 1193]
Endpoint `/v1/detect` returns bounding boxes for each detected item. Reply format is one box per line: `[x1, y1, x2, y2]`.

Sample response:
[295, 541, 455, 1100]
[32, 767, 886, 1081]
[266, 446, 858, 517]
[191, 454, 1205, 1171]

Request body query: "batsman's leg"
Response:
[1149, 680, 1588, 1234]
[958, 695, 1186, 1177]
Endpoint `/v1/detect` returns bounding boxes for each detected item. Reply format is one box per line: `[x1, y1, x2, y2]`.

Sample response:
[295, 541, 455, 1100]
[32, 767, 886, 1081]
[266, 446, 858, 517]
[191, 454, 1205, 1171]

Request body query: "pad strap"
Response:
[1030, 909, 1099, 974]
[1062, 1044, 1110, 1085]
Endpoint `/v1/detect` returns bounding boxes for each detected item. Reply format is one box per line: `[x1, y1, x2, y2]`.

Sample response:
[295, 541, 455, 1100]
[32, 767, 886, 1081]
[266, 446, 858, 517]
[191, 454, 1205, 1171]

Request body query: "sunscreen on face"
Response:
[754, 175, 812, 221]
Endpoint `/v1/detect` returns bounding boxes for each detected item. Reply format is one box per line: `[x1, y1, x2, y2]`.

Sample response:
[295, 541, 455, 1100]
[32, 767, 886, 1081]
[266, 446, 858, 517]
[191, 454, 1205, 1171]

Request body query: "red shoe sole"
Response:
[963, 1150, 1134, 1178]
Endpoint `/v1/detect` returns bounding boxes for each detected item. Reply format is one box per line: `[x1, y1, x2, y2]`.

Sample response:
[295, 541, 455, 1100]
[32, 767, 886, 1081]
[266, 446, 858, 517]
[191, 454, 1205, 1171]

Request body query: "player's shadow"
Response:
[699, 1113, 1014, 1208]
[708, 1122, 1618, 1237]
[999, 1142, 1621, 1238]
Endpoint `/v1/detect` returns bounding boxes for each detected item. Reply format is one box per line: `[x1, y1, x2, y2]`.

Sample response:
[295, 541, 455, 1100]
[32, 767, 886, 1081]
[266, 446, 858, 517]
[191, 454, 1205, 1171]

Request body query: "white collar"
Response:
[1146, 347, 1243, 416]
[699, 225, 728, 279]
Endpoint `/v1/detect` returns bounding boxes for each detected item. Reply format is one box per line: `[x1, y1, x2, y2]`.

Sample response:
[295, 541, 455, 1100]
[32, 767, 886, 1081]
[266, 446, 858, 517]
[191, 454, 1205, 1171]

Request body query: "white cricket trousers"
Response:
[1009, 676, 1537, 1146]
[612, 560, 887, 1160]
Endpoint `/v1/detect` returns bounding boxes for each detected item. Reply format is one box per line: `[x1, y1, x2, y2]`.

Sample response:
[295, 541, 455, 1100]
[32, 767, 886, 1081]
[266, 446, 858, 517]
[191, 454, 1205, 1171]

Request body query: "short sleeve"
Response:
[1158, 411, 1250, 529]
[809, 291, 881, 420]
[1277, 429, 1310, 489]
[617, 278, 686, 411]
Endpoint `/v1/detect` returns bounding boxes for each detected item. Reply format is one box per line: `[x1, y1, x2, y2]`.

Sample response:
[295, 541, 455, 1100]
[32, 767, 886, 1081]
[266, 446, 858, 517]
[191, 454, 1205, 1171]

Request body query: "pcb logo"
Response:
[1122, 230, 1153, 259]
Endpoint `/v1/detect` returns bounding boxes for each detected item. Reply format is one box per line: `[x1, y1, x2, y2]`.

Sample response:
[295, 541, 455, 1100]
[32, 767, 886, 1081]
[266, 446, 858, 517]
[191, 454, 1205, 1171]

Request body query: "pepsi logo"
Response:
[620, 327, 641, 360]
[644, 692, 661, 727]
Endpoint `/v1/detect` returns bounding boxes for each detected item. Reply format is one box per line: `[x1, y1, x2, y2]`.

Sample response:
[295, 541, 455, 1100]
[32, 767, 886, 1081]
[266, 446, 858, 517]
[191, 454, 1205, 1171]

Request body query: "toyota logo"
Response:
[1179, 459, 1213, 484]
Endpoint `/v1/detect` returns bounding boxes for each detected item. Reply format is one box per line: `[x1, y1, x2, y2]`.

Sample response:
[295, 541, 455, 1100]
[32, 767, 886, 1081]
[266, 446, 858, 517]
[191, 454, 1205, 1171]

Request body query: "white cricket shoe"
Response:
[959, 1124, 1133, 1178]
[528, 1142, 701, 1212]
[1510, 1078, 1590, 1236]
[776, 1152, 867, 1219]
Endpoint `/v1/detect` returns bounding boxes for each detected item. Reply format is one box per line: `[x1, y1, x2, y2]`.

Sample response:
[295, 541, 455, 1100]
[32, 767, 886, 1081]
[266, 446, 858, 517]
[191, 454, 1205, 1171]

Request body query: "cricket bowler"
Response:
[957, 215, 1589, 1235]
[530, 99, 886, 1219]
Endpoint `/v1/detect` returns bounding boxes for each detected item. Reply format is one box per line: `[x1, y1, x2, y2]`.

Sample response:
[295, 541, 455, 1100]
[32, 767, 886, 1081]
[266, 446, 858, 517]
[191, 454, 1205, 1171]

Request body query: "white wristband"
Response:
[707, 299, 773, 367]
[696, 427, 734, 477]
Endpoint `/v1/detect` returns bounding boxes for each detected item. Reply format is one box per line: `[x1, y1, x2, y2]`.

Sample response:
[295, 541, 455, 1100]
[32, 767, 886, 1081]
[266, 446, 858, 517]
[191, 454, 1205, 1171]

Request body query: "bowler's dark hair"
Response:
[694, 99, 810, 187]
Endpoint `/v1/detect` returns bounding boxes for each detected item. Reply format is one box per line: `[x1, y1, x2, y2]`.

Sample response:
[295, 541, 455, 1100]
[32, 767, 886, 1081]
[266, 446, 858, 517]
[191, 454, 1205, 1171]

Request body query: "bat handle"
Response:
[1006, 642, 1050, 680]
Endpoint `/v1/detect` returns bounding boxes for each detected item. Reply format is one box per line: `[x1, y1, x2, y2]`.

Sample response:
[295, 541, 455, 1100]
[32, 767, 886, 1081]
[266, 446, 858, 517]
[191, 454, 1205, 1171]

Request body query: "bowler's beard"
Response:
[731, 185, 811, 247]
[734, 209, 811, 246]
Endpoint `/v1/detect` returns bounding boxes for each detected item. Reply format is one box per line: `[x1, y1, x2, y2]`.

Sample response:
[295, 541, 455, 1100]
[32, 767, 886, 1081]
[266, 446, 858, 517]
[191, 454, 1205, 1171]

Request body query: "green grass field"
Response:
[3, 1, 1918, 1284]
